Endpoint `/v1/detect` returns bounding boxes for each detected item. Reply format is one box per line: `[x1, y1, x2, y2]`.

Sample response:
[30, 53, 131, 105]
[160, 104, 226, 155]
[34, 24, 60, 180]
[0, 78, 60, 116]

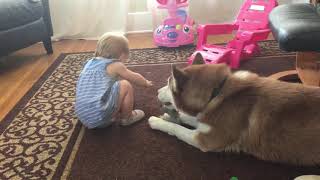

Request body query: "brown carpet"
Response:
[1, 41, 319, 180]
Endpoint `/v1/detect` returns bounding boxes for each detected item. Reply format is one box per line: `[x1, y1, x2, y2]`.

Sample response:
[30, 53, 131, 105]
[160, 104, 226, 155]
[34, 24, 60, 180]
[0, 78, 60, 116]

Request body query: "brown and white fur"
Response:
[149, 53, 320, 165]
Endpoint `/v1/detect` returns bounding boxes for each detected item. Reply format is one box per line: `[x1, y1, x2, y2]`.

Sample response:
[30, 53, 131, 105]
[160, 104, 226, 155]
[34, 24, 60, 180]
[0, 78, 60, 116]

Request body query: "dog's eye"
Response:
[164, 102, 172, 106]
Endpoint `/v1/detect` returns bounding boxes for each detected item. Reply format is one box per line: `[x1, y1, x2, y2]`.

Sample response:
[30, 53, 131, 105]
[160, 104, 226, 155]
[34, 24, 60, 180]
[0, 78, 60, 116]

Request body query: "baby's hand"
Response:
[146, 80, 153, 87]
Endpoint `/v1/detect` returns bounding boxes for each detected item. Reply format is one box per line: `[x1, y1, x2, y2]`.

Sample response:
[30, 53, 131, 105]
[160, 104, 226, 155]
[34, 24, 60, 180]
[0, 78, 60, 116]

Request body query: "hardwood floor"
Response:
[0, 33, 239, 121]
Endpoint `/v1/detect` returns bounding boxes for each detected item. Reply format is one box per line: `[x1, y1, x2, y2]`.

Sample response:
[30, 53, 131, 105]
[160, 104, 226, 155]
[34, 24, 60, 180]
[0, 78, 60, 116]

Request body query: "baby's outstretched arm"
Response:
[109, 62, 152, 87]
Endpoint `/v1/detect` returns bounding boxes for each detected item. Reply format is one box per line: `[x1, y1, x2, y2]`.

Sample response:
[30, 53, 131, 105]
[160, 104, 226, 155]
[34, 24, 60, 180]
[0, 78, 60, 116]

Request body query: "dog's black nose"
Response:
[164, 102, 172, 106]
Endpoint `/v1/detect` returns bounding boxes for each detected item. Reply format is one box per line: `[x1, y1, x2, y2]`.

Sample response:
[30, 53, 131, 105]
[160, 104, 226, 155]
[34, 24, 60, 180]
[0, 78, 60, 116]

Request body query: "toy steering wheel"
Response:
[156, 0, 187, 5]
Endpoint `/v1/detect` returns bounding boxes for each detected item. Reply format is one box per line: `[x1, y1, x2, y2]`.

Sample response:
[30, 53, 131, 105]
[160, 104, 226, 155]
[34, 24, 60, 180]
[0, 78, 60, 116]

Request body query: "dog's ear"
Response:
[192, 52, 205, 65]
[171, 65, 189, 92]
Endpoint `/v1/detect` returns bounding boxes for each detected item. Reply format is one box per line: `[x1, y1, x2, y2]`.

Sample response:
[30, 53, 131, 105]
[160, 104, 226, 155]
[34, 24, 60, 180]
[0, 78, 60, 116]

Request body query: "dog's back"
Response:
[243, 78, 320, 165]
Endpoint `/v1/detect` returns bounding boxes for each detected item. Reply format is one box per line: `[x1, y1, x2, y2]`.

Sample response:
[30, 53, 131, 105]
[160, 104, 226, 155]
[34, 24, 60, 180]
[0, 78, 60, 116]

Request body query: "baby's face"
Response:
[119, 53, 129, 62]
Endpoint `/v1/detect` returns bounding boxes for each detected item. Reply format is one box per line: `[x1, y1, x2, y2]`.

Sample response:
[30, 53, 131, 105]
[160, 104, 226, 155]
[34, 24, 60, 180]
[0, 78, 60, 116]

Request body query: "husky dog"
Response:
[149, 53, 320, 165]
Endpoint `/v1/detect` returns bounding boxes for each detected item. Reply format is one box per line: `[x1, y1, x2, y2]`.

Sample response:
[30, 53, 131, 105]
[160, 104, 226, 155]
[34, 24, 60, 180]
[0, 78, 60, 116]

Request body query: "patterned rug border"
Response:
[1, 53, 67, 132]
[0, 53, 83, 179]
[57, 39, 278, 55]
[58, 40, 296, 61]
[52, 45, 196, 56]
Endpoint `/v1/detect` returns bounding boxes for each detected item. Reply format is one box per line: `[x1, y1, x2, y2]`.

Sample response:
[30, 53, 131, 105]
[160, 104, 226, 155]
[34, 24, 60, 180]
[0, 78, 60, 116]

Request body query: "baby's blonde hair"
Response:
[95, 32, 129, 59]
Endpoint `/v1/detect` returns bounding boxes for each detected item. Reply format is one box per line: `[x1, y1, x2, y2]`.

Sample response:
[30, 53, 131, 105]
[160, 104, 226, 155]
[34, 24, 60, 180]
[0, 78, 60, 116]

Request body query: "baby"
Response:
[75, 33, 153, 129]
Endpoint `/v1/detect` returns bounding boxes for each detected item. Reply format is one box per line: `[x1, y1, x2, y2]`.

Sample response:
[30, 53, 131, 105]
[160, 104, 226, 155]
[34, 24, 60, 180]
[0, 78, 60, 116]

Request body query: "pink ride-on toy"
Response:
[188, 0, 278, 68]
[153, 0, 195, 47]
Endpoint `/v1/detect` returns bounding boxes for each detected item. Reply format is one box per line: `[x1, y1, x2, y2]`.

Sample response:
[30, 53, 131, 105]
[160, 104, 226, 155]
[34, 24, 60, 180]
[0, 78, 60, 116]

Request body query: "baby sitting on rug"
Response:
[75, 33, 153, 129]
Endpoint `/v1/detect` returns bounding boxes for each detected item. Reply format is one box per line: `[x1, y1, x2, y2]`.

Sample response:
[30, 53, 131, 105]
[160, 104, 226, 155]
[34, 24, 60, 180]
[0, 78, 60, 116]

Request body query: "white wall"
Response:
[189, 0, 309, 24]
[50, 0, 309, 39]
[50, 0, 128, 40]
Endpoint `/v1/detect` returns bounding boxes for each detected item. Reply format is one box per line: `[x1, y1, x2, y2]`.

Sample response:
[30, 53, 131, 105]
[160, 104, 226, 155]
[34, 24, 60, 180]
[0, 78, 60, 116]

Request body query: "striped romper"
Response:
[75, 57, 120, 129]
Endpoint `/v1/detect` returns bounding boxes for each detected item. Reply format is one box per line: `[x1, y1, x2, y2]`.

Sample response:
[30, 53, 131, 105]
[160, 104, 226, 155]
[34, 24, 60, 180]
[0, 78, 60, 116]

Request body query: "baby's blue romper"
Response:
[75, 57, 120, 129]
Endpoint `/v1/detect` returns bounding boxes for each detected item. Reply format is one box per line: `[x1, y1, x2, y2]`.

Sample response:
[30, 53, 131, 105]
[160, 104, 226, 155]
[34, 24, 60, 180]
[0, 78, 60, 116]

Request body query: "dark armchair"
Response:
[0, 0, 53, 57]
[269, 1, 320, 86]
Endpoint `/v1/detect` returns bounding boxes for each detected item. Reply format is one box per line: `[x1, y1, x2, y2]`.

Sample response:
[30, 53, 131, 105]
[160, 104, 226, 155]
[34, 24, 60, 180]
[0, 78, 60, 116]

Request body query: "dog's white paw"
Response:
[294, 175, 320, 180]
[160, 113, 171, 121]
[148, 116, 175, 136]
[148, 116, 164, 129]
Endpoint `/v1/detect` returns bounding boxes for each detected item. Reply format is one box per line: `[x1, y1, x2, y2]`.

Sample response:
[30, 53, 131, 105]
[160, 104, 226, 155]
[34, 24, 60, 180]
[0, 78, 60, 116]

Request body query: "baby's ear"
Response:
[192, 52, 205, 65]
[171, 65, 189, 92]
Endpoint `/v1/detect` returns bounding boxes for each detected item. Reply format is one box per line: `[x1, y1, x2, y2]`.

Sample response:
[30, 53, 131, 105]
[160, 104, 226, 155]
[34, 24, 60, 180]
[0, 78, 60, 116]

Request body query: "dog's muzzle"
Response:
[162, 106, 179, 119]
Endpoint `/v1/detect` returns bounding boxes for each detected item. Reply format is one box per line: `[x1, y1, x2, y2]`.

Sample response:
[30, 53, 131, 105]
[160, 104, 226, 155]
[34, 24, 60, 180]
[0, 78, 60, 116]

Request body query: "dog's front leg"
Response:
[179, 113, 198, 128]
[160, 113, 180, 124]
[148, 116, 200, 149]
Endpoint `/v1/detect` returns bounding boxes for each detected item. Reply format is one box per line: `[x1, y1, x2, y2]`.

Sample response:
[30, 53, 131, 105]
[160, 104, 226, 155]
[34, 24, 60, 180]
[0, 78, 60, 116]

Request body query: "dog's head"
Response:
[166, 53, 231, 116]
[157, 53, 206, 112]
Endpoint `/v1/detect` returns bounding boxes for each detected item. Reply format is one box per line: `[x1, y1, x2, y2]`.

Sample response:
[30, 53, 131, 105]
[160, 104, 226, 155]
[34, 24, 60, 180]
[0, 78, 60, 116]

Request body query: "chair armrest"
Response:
[239, 29, 270, 44]
[310, 0, 320, 6]
[197, 23, 238, 49]
[41, 0, 53, 36]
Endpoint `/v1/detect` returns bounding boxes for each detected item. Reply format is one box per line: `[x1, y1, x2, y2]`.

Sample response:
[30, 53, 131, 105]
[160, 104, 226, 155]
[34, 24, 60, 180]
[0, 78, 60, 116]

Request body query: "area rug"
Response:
[1, 41, 319, 180]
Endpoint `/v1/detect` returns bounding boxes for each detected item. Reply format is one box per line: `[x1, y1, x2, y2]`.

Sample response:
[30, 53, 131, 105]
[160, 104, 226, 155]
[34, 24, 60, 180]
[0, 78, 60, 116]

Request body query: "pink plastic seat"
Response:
[188, 0, 278, 68]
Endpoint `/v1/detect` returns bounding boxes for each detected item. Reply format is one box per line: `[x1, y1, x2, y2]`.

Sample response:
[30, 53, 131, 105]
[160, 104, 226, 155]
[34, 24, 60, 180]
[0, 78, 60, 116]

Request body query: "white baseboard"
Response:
[126, 30, 153, 34]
